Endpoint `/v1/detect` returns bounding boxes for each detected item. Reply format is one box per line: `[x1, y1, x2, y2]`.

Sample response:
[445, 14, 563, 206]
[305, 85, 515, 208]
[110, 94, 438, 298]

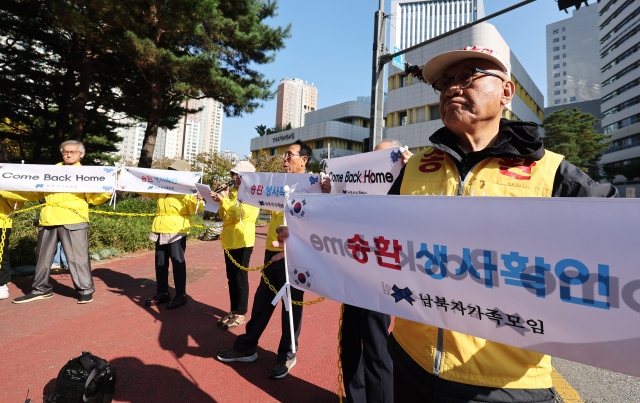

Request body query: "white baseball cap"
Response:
[230, 161, 256, 173]
[422, 46, 510, 85]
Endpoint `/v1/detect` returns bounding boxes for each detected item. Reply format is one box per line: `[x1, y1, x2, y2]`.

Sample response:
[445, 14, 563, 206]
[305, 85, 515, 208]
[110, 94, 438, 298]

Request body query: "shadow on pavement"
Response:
[92, 268, 337, 403]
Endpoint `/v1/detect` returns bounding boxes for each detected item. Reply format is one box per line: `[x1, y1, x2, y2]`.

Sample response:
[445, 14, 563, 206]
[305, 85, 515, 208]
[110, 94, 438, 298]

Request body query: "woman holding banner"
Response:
[210, 161, 259, 330]
[0, 150, 25, 300]
[139, 159, 204, 310]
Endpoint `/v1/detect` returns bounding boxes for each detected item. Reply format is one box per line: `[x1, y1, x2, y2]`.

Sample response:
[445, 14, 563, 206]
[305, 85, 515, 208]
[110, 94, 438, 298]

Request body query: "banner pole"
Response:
[282, 189, 297, 354]
[195, 165, 204, 213]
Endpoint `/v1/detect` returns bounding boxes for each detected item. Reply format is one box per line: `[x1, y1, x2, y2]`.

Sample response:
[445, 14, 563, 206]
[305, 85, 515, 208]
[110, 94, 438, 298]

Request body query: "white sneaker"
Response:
[51, 264, 61, 270]
[0, 285, 9, 300]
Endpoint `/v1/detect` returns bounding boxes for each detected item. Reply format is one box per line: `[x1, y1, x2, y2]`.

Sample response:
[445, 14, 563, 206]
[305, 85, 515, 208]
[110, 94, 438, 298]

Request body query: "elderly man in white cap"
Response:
[140, 159, 203, 310]
[271, 47, 617, 402]
[210, 161, 260, 330]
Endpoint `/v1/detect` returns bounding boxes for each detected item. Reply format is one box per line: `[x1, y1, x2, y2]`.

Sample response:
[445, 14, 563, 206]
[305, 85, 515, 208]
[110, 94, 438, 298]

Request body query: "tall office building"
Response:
[115, 98, 224, 161]
[599, 0, 640, 196]
[275, 78, 318, 128]
[390, 0, 485, 51]
[546, 6, 600, 107]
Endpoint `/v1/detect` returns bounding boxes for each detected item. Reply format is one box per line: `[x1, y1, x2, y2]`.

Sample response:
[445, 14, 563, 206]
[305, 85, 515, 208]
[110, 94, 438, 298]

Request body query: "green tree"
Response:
[602, 164, 620, 184]
[307, 148, 336, 173]
[255, 124, 268, 136]
[620, 162, 640, 182]
[121, 0, 291, 168]
[193, 151, 235, 188]
[541, 107, 611, 173]
[247, 154, 284, 173]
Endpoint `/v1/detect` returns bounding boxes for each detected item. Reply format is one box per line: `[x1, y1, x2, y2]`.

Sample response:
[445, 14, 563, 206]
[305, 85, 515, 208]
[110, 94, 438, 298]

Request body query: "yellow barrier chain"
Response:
[337, 303, 345, 403]
[0, 218, 7, 269]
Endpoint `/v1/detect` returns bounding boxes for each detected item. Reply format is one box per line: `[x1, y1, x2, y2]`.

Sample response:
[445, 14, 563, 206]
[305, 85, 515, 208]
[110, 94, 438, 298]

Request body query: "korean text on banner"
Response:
[118, 167, 202, 194]
[283, 193, 640, 379]
[195, 183, 219, 213]
[325, 147, 404, 195]
[0, 163, 116, 193]
[237, 172, 322, 212]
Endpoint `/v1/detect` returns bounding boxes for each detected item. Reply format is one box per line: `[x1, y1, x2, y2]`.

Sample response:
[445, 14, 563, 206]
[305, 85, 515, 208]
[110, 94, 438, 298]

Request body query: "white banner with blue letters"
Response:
[118, 166, 201, 194]
[283, 193, 640, 378]
[0, 163, 116, 193]
[325, 147, 404, 195]
[237, 172, 322, 212]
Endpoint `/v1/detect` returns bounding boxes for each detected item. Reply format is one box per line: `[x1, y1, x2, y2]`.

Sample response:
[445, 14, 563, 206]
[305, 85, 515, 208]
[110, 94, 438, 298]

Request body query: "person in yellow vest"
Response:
[217, 140, 330, 380]
[272, 47, 617, 402]
[0, 150, 25, 300]
[210, 161, 260, 330]
[2, 140, 112, 304]
[140, 159, 203, 310]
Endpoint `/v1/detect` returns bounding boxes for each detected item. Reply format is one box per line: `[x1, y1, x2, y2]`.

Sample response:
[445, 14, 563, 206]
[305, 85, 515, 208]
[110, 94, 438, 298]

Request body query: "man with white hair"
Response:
[2, 140, 112, 304]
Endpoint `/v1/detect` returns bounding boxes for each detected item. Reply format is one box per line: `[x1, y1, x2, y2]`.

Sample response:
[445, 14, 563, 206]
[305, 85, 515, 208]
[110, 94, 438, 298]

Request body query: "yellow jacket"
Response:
[265, 211, 283, 252]
[138, 193, 203, 234]
[219, 188, 259, 250]
[0, 195, 25, 229]
[395, 147, 564, 390]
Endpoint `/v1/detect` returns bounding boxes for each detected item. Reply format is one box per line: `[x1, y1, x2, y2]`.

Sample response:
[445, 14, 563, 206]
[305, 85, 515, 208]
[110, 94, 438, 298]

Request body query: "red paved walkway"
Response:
[0, 226, 344, 402]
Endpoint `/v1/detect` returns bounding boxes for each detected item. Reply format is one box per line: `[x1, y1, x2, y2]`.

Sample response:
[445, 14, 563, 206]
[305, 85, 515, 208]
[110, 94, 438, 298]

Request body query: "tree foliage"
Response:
[247, 154, 284, 173]
[540, 107, 610, 173]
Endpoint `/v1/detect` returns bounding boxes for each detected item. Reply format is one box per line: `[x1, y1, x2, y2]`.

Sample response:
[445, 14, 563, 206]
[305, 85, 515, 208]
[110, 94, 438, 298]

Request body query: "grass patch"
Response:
[6, 196, 206, 266]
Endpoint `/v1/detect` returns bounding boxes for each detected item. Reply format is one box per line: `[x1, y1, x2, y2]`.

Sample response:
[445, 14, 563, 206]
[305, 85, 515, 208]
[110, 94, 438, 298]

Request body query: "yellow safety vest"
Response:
[219, 188, 259, 249]
[395, 146, 564, 389]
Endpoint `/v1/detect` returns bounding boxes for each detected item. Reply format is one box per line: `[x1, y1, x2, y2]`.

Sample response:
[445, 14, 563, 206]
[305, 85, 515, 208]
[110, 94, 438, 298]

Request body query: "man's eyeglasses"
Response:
[432, 68, 505, 95]
[283, 153, 300, 159]
[61, 151, 80, 156]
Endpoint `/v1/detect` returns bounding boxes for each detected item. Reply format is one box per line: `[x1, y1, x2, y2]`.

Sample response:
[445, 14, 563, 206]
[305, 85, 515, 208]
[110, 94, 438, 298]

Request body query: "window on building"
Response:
[554, 55, 560, 60]
[399, 111, 408, 126]
[564, 98, 568, 103]
[347, 141, 353, 151]
[563, 62, 567, 67]
[562, 44, 566, 49]
[401, 75, 409, 88]
[271, 148, 277, 156]
[429, 105, 441, 121]
[554, 90, 561, 95]
[553, 29, 559, 34]
[563, 80, 567, 84]
[562, 27, 565, 32]
[555, 99, 561, 104]
[316, 140, 324, 149]
[563, 53, 566, 58]
[562, 36, 566, 40]
[553, 38, 559, 43]
[563, 71, 567, 76]
[553, 46, 560, 51]
[554, 81, 561, 87]
[570, 96, 577, 102]
[554, 64, 560, 68]
[554, 73, 560, 78]
[564, 89, 567, 94]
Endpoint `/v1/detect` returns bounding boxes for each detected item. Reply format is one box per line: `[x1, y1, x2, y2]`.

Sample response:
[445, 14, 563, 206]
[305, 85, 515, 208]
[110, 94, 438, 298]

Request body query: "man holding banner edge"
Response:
[217, 140, 330, 380]
[274, 46, 617, 402]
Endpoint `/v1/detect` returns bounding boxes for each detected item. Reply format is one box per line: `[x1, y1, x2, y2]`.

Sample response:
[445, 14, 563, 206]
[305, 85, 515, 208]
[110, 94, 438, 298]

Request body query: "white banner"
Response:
[325, 147, 404, 195]
[284, 194, 640, 378]
[237, 172, 322, 212]
[0, 163, 116, 193]
[118, 166, 202, 195]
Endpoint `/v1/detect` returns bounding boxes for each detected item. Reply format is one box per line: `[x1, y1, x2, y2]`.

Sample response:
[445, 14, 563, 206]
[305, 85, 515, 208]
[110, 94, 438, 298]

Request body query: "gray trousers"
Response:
[33, 224, 94, 295]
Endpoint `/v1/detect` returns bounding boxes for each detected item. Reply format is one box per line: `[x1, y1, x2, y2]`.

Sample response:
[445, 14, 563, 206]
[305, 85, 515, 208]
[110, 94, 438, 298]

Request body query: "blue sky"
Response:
[220, 0, 577, 156]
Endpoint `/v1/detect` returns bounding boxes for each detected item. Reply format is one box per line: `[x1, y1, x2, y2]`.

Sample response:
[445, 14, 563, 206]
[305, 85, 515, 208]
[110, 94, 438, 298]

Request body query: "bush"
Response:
[5, 195, 206, 266]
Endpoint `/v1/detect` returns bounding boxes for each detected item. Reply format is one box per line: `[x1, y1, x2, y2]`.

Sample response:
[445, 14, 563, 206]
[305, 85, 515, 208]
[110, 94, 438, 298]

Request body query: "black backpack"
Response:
[49, 352, 116, 403]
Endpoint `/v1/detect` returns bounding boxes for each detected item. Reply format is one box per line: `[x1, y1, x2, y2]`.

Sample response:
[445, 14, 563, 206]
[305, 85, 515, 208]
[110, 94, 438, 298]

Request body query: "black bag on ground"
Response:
[51, 351, 116, 403]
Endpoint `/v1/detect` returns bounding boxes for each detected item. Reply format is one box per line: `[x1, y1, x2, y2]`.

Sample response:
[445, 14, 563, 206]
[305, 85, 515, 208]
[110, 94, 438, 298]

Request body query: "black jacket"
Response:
[388, 119, 618, 198]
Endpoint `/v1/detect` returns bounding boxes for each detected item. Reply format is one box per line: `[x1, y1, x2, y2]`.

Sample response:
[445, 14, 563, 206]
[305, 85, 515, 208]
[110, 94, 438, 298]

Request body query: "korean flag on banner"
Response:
[287, 197, 309, 219]
[292, 267, 315, 291]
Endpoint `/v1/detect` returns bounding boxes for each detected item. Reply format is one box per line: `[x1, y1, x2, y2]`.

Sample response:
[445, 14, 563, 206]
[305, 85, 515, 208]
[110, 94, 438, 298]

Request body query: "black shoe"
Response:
[78, 294, 93, 304]
[167, 294, 188, 310]
[145, 292, 171, 307]
[13, 292, 54, 304]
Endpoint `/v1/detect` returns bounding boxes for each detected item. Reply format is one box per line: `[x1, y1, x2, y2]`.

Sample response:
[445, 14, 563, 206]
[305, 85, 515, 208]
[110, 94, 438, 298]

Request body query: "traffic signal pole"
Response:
[368, 0, 538, 150]
[368, 0, 387, 151]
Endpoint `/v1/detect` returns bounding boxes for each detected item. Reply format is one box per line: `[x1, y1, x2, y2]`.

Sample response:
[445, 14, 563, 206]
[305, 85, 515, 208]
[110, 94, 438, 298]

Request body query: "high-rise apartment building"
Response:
[275, 78, 318, 128]
[546, 6, 600, 107]
[390, 0, 484, 51]
[599, 0, 640, 196]
[115, 98, 224, 161]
